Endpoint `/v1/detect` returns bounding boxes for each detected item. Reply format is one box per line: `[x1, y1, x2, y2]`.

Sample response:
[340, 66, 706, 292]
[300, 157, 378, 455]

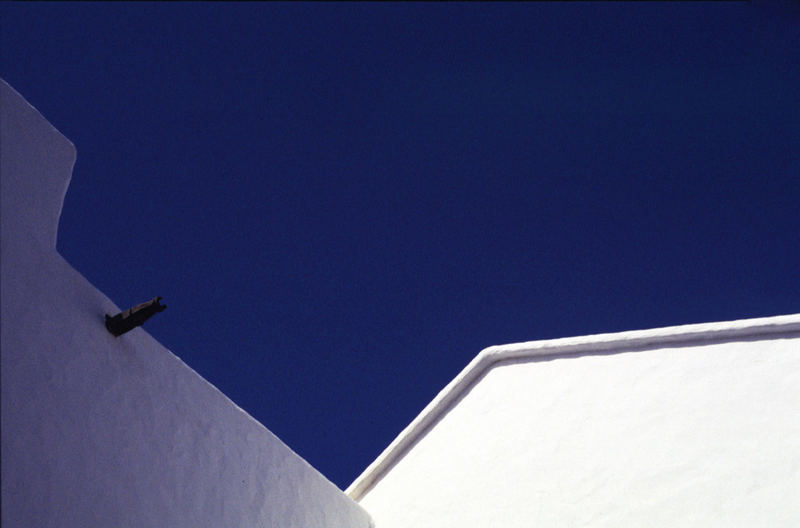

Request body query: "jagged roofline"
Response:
[346, 313, 800, 500]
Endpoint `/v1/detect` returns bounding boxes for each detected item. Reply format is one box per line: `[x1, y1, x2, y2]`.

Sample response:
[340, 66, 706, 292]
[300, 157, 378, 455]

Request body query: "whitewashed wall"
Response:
[352, 319, 800, 527]
[0, 79, 372, 528]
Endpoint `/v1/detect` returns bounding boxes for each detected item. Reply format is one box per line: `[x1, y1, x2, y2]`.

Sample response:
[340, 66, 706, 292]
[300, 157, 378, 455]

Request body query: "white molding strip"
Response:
[346, 313, 800, 500]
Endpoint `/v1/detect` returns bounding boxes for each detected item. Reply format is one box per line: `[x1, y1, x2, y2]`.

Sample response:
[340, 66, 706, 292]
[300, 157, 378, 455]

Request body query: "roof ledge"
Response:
[347, 313, 800, 500]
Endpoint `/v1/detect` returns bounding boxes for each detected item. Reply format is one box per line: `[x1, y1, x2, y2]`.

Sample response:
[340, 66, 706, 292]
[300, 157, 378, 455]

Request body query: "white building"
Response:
[1, 79, 372, 528]
[348, 317, 800, 527]
[3, 79, 799, 527]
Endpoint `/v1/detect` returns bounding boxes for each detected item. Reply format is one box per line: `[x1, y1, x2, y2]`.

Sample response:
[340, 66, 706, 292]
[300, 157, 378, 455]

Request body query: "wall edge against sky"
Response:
[1, 77, 375, 527]
[346, 313, 800, 500]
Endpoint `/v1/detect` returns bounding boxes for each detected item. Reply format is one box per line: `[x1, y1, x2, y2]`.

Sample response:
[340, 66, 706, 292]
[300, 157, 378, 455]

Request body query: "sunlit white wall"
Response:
[357, 328, 800, 527]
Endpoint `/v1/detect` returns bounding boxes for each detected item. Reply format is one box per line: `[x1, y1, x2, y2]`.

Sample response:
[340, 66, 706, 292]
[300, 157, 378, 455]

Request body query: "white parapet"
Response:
[0, 79, 373, 528]
[350, 315, 800, 527]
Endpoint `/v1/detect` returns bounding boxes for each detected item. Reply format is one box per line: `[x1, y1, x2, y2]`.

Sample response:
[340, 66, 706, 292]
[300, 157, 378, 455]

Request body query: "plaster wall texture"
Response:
[0, 79, 372, 528]
[354, 321, 800, 527]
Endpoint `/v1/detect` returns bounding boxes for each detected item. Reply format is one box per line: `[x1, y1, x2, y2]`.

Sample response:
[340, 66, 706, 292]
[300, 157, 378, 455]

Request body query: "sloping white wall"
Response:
[0, 79, 372, 528]
[353, 319, 800, 527]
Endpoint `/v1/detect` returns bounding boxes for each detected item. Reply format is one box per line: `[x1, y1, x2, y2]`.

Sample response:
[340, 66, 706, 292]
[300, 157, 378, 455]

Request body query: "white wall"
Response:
[355, 322, 800, 527]
[1, 79, 373, 528]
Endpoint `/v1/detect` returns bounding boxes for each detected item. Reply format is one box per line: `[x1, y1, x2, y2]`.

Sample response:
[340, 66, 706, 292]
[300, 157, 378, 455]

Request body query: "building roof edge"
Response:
[346, 313, 800, 500]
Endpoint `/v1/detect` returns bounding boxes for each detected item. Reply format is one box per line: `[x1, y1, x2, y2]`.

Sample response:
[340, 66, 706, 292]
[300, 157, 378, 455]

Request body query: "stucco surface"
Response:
[358, 332, 800, 527]
[1, 79, 372, 528]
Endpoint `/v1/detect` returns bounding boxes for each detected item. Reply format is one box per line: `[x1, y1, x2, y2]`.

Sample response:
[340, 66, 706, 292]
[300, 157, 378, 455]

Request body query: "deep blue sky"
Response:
[2, 2, 798, 489]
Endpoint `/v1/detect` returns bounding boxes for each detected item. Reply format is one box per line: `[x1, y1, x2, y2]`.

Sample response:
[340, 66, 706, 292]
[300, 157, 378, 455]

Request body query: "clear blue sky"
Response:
[2, 2, 798, 489]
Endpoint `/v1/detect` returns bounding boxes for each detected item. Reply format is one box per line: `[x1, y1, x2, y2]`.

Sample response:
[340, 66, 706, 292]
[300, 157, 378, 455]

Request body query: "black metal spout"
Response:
[105, 296, 166, 337]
